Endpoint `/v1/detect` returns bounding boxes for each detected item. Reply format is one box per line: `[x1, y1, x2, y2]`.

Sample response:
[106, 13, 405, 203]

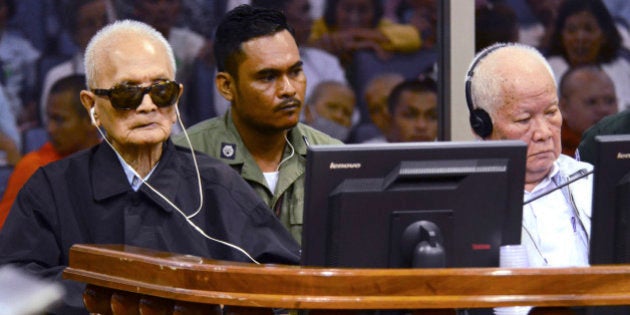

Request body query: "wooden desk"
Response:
[63, 244, 630, 314]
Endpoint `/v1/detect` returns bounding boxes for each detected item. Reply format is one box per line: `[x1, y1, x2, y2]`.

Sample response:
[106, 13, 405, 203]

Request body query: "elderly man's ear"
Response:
[80, 91, 99, 127]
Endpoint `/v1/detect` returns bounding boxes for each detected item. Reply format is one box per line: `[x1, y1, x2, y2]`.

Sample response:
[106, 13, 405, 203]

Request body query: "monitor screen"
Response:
[301, 140, 527, 268]
[589, 134, 630, 265]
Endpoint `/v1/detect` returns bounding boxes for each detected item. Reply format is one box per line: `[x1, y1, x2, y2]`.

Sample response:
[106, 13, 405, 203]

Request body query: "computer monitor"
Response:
[301, 140, 527, 268]
[589, 134, 630, 265]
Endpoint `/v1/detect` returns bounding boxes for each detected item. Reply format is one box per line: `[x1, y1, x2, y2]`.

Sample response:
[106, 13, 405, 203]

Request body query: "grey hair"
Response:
[83, 19, 176, 88]
[467, 42, 556, 116]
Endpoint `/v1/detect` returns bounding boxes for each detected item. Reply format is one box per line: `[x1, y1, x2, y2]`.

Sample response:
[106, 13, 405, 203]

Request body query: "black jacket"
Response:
[0, 140, 300, 314]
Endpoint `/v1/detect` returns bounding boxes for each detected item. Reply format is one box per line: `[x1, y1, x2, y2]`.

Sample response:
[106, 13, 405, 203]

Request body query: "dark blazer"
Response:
[0, 140, 300, 314]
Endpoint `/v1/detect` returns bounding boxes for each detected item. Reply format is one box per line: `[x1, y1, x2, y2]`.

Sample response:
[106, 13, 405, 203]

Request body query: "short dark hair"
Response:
[387, 77, 437, 114]
[548, 0, 621, 63]
[213, 4, 295, 77]
[49, 75, 88, 119]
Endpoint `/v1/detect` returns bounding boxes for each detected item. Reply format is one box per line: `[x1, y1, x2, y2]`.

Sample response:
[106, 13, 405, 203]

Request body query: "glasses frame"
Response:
[91, 80, 181, 110]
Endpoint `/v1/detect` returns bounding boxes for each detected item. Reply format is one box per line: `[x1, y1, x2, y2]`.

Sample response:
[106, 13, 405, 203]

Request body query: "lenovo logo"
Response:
[329, 162, 362, 170]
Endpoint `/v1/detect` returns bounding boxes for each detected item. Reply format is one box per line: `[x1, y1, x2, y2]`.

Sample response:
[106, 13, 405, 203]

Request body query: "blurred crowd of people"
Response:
[0, 0, 438, 169]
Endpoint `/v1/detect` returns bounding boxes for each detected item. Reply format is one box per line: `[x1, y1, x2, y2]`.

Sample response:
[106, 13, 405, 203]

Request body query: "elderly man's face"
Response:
[488, 67, 561, 190]
[92, 37, 178, 151]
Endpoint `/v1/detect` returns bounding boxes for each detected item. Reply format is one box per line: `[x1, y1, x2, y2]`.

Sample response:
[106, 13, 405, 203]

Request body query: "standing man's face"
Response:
[219, 30, 306, 133]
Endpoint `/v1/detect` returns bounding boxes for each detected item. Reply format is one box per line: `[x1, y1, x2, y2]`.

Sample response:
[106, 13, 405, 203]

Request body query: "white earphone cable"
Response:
[91, 105, 260, 264]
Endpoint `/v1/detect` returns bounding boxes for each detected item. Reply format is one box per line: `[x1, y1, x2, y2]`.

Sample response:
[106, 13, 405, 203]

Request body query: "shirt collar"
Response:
[525, 161, 560, 197]
[114, 147, 159, 191]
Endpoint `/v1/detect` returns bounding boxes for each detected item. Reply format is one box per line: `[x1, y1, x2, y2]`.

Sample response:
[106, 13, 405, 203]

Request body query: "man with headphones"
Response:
[0, 20, 300, 314]
[466, 43, 593, 267]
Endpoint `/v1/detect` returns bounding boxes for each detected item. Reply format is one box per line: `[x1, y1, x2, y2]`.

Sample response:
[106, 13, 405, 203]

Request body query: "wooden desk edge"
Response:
[63, 244, 630, 310]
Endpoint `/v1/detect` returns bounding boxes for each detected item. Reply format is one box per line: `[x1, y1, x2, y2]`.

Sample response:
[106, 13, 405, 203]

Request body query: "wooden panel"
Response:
[64, 244, 630, 311]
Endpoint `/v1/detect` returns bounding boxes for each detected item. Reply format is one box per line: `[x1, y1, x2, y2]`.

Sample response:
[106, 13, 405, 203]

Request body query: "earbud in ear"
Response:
[90, 107, 97, 126]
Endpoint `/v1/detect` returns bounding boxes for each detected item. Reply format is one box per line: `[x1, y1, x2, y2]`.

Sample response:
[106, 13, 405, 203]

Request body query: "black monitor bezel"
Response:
[301, 140, 527, 268]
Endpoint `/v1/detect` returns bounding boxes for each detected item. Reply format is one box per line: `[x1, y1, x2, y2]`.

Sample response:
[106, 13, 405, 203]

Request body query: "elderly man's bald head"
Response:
[468, 43, 556, 117]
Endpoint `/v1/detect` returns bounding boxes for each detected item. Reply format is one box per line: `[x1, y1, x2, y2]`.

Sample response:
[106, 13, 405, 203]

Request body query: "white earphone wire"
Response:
[93, 104, 260, 264]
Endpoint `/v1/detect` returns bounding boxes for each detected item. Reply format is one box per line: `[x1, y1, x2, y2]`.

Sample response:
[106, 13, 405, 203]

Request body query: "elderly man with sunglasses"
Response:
[0, 20, 300, 314]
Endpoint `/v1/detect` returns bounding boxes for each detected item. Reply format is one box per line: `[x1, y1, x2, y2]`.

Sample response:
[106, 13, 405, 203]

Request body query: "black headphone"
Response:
[465, 43, 510, 139]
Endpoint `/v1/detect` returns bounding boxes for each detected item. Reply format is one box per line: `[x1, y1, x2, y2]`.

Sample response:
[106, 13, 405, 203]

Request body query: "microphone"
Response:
[523, 169, 593, 205]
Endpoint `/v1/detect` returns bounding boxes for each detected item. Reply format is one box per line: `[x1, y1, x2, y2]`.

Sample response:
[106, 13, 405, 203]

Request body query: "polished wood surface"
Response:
[64, 244, 630, 312]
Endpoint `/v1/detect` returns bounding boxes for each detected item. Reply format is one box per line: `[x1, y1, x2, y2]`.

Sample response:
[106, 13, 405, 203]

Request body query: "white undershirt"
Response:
[263, 171, 280, 193]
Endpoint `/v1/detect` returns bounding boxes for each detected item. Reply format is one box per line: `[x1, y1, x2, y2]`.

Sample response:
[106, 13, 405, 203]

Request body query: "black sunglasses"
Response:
[92, 80, 181, 110]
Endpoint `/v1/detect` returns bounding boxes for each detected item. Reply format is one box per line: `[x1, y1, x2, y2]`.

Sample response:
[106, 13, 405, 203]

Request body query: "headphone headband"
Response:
[465, 43, 511, 138]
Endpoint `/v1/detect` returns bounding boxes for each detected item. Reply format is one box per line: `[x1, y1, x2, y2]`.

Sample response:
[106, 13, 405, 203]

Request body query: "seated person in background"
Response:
[385, 77, 438, 142]
[467, 42, 593, 267]
[546, 0, 630, 111]
[559, 65, 618, 157]
[520, 0, 564, 51]
[39, 0, 111, 125]
[577, 109, 630, 164]
[131, 0, 213, 127]
[0, 20, 300, 314]
[0, 75, 101, 230]
[309, 0, 421, 66]
[475, 1, 519, 52]
[0, 86, 20, 165]
[304, 81, 356, 142]
[174, 5, 341, 243]
[352, 72, 405, 143]
[0, 0, 41, 128]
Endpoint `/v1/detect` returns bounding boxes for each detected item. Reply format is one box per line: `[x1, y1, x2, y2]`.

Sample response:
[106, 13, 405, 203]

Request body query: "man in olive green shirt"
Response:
[174, 5, 341, 243]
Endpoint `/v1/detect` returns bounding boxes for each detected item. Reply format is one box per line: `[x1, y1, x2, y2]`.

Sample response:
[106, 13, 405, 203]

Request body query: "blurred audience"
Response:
[384, 0, 438, 49]
[309, 0, 421, 66]
[385, 77, 438, 142]
[559, 65, 618, 157]
[0, 86, 19, 164]
[520, 0, 565, 51]
[602, 0, 630, 49]
[131, 0, 212, 128]
[475, 1, 519, 52]
[0, 0, 40, 128]
[546, 0, 630, 111]
[304, 81, 356, 142]
[355, 72, 405, 143]
[0, 75, 100, 229]
[39, 0, 111, 125]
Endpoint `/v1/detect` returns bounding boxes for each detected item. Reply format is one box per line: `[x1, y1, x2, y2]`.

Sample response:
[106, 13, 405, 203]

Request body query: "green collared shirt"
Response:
[174, 110, 342, 243]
